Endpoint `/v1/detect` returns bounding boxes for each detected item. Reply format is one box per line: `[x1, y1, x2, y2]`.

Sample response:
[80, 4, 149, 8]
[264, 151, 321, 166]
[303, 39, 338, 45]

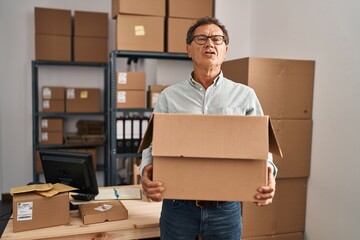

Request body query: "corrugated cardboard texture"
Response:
[34, 7, 71, 35]
[116, 90, 146, 108]
[35, 35, 71, 61]
[152, 114, 270, 160]
[74, 37, 108, 63]
[167, 18, 196, 53]
[242, 178, 307, 237]
[13, 192, 69, 232]
[79, 201, 128, 225]
[116, 72, 146, 90]
[222, 57, 315, 119]
[243, 232, 303, 240]
[112, 0, 165, 18]
[74, 11, 108, 38]
[168, 0, 213, 19]
[144, 113, 282, 202]
[272, 120, 312, 178]
[66, 88, 101, 113]
[116, 14, 164, 52]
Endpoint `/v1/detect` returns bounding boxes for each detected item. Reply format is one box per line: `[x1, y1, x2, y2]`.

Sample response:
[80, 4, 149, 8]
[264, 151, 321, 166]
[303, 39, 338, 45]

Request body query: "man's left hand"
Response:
[254, 166, 276, 207]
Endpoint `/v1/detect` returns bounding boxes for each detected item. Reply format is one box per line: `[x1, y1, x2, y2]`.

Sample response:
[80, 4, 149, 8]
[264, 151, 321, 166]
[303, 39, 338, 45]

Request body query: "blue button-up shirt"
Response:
[139, 71, 277, 176]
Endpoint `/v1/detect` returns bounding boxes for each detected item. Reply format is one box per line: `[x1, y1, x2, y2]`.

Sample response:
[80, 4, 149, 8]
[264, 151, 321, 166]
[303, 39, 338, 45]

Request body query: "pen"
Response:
[113, 188, 119, 199]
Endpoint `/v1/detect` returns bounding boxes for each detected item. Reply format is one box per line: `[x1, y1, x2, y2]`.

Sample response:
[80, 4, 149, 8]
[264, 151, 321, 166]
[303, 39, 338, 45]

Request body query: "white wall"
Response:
[1, 0, 360, 239]
[250, 1, 360, 239]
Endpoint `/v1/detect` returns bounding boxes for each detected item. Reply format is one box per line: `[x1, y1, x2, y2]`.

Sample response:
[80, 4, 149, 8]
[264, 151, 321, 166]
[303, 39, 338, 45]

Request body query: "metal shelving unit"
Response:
[108, 50, 191, 185]
[31, 60, 109, 184]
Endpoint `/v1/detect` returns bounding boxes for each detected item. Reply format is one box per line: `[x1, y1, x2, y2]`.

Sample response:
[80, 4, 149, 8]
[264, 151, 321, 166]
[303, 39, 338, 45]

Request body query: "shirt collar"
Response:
[188, 71, 224, 90]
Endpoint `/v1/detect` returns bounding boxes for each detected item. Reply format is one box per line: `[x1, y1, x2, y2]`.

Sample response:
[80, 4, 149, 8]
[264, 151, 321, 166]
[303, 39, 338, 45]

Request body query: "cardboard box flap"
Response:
[269, 119, 283, 157]
[139, 113, 282, 160]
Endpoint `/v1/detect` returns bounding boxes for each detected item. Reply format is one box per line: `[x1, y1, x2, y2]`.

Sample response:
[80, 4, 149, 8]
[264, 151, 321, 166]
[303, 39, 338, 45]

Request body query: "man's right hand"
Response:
[141, 164, 165, 202]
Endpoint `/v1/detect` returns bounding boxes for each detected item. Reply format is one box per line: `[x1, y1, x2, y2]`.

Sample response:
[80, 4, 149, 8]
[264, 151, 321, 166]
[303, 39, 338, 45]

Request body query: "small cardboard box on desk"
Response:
[139, 113, 282, 202]
[79, 201, 128, 225]
[10, 183, 76, 232]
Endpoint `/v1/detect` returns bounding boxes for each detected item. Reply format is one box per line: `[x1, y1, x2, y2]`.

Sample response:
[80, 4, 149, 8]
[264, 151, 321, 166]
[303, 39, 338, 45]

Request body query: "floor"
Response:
[0, 197, 12, 237]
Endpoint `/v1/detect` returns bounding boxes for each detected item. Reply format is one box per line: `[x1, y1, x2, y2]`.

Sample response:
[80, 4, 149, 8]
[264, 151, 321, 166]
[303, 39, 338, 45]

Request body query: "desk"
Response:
[1, 190, 162, 240]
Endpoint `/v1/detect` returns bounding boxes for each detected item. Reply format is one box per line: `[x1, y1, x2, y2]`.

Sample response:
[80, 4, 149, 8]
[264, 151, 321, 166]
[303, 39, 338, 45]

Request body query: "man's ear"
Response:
[187, 45, 191, 58]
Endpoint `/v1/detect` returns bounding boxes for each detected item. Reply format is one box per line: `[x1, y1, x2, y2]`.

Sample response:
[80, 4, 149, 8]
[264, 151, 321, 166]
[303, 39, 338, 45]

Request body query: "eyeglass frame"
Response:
[191, 35, 226, 45]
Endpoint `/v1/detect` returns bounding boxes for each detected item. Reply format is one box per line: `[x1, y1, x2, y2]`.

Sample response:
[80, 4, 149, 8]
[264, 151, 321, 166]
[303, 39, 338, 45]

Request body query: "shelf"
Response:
[115, 153, 142, 158]
[111, 50, 191, 61]
[36, 112, 106, 117]
[33, 60, 107, 68]
[36, 143, 105, 149]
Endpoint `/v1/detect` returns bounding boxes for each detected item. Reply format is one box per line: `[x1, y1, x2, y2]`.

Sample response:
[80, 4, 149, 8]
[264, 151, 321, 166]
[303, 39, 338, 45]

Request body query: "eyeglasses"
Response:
[191, 35, 225, 45]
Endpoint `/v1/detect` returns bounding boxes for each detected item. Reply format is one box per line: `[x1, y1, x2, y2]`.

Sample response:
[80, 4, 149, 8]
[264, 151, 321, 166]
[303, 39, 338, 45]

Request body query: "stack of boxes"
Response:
[35, 7, 108, 63]
[35, 7, 72, 61]
[112, 0, 166, 52]
[112, 0, 214, 53]
[222, 57, 315, 240]
[116, 72, 146, 108]
[167, 0, 213, 53]
[74, 11, 109, 63]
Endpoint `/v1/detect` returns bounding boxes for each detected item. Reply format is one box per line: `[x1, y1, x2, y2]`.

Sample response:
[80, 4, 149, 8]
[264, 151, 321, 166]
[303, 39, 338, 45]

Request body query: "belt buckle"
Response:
[195, 200, 201, 207]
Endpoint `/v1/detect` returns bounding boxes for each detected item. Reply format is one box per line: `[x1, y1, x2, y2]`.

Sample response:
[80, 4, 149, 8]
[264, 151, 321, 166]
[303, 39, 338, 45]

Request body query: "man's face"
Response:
[187, 23, 228, 69]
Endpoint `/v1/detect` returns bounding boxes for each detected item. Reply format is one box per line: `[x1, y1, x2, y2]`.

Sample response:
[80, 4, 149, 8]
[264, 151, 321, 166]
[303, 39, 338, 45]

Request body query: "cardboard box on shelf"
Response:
[147, 85, 168, 108]
[111, 0, 165, 19]
[272, 119, 312, 178]
[222, 57, 315, 119]
[139, 113, 282, 202]
[12, 191, 69, 232]
[116, 14, 164, 52]
[167, 17, 196, 53]
[66, 88, 101, 113]
[242, 178, 307, 237]
[74, 11, 108, 38]
[116, 90, 146, 109]
[168, 0, 213, 19]
[34, 7, 71, 35]
[35, 34, 71, 61]
[243, 232, 303, 240]
[40, 131, 63, 145]
[79, 201, 128, 225]
[74, 37, 108, 63]
[42, 99, 65, 113]
[41, 118, 63, 132]
[116, 72, 146, 90]
[42, 86, 65, 100]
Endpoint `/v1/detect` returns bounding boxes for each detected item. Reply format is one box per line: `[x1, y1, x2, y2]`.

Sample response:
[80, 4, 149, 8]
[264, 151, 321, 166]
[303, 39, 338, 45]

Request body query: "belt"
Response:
[192, 200, 226, 207]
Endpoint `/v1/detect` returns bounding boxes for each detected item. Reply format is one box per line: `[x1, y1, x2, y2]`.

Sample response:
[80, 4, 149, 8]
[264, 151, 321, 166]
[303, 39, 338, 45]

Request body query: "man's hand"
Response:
[141, 164, 165, 202]
[254, 166, 276, 207]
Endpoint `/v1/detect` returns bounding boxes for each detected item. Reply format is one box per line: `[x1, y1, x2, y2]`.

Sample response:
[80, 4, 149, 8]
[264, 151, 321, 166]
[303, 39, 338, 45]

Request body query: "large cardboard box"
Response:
[35, 34, 71, 61]
[167, 17, 196, 53]
[40, 131, 63, 145]
[147, 85, 168, 108]
[168, 0, 214, 19]
[242, 178, 307, 237]
[74, 11, 108, 38]
[139, 113, 282, 202]
[79, 201, 128, 224]
[66, 88, 101, 113]
[116, 14, 164, 52]
[272, 120, 312, 178]
[12, 192, 69, 232]
[42, 86, 65, 99]
[74, 37, 108, 63]
[41, 118, 63, 132]
[116, 90, 146, 109]
[42, 99, 65, 112]
[112, 0, 165, 18]
[116, 72, 146, 90]
[222, 57, 315, 119]
[35, 7, 71, 35]
[34, 7, 72, 61]
[243, 232, 303, 240]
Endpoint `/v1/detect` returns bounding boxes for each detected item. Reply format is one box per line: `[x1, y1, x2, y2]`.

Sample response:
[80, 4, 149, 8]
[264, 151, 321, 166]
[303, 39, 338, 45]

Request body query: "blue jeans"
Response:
[160, 200, 242, 240]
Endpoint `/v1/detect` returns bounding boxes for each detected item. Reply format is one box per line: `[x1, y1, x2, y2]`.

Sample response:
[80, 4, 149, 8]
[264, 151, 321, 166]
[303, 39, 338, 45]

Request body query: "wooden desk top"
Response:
[2, 190, 162, 240]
